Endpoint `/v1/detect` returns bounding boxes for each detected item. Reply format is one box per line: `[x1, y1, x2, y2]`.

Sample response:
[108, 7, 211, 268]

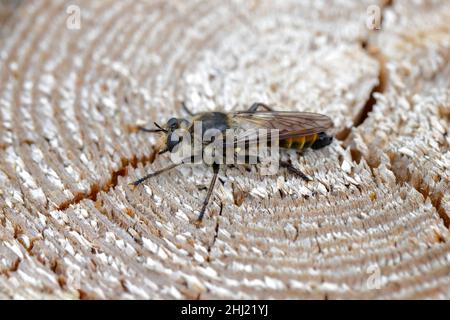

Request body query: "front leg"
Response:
[129, 163, 181, 188]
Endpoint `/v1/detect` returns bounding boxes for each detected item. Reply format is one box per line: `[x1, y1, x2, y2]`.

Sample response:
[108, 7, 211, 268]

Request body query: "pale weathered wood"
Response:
[0, 0, 449, 299]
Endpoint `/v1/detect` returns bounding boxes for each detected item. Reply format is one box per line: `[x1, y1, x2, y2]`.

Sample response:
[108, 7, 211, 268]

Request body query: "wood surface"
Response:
[0, 0, 449, 299]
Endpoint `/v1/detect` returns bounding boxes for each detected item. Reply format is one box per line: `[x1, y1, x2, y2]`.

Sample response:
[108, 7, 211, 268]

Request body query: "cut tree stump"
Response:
[0, 0, 449, 299]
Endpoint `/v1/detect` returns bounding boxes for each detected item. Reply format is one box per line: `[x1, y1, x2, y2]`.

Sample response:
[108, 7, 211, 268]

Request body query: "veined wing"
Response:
[224, 111, 333, 146]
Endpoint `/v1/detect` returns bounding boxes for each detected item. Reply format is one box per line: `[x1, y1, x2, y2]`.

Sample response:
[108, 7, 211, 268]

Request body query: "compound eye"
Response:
[167, 118, 179, 129]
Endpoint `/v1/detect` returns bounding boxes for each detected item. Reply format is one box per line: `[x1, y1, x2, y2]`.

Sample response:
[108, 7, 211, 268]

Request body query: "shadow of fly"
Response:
[130, 102, 333, 225]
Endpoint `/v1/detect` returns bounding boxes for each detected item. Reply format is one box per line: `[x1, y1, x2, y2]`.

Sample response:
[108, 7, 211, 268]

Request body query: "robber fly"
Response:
[130, 102, 333, 224]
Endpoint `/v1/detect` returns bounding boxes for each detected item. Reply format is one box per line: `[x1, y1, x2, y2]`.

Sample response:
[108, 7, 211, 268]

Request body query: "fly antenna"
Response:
[154, 122, 168, 132]
[137, 122, 167, 133]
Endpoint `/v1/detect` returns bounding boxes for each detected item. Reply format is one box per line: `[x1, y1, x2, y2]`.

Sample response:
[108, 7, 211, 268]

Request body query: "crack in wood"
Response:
[386, 153, 449, 229]
[336, 44, 387, 141]
[0, 258, 21, 277]
[355, 46, 388, 128]
[336, 0, 392, 142]
[56, 150, 157, 211]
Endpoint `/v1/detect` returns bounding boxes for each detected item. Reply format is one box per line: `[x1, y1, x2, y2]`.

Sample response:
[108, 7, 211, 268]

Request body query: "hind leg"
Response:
[247, 102, 272, 112]
[280, 160, 311, 181]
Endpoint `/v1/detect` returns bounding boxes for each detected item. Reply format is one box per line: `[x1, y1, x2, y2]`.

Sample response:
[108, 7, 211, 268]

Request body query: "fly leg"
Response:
[129, 154, 199, 188]
[247, 102, 273, 112]
[181, 101, 194, 116]
[129, 163, 181, 188]
[280, 160, 311, 181]
[195, 163, 220, 225]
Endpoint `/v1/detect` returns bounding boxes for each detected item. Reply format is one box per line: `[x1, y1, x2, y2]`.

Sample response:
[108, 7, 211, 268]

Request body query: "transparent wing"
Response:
[223, 111, 333, 147]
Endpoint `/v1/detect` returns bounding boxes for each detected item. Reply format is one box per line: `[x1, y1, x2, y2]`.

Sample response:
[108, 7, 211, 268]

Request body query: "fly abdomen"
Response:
[311, 132, 333, 150]
[280, 133, 319, 151]
[280, 132, 332, 151]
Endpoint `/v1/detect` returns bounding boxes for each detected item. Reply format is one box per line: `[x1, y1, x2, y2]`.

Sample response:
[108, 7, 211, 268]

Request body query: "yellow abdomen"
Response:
[280, 134, 318, 150]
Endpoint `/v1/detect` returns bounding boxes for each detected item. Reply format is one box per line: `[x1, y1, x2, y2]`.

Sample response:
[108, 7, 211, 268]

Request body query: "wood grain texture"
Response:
[0, 0, 449, 299]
